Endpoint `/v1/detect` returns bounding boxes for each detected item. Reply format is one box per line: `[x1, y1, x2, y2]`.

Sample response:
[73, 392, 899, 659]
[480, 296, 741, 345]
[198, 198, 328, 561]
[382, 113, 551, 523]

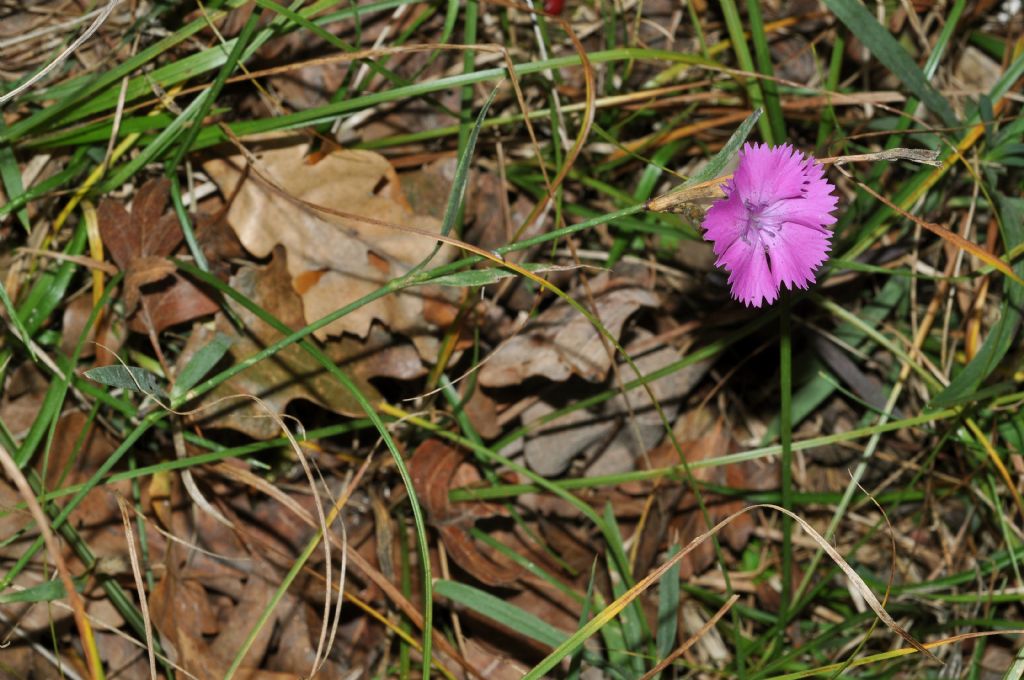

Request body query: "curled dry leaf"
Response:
[479, 278, 660, 388]
[98, 178, 219, 334]
[409, 440, 521, 587]
[203, 140, 454, 340]
[177, 248, 379, 439]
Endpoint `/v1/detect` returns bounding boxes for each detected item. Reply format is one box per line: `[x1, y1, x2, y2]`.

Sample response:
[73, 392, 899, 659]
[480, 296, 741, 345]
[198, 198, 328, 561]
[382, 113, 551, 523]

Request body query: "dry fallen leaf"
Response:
[581, 334, 711, 478]
[514, 328, 710, 478]
[479, 278, 660, 388]
[151, 544, 300, 678]
[98, 178, 220, 334]
[409, 440, 521, 587]
[178, 247, 379, 439]
[203, 140, 454, 340]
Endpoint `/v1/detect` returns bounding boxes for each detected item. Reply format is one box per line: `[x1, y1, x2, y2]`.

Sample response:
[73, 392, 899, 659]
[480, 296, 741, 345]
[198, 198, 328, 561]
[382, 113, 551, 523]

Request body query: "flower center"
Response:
[742, 200, 782, 249]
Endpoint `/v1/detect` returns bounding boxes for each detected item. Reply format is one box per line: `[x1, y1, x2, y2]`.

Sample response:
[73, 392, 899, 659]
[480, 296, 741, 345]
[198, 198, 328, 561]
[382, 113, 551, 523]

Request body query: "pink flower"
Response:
[702, 142, 838, 307]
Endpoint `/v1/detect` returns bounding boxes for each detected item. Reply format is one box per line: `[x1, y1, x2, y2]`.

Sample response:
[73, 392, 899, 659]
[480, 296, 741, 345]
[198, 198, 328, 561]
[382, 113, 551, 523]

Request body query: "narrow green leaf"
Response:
[0, 576, 86, 604]
[0, 278, 36, 361]
[424, 263, 582, 287]
[656, 545, 682, 663]
[745, 0, 786, 143]
[434, 579, 568, 648]
[685, 108, 762, 187]
[164, 6, 263, 172]
[602, 504, 649, 673]
[406, 84, 499, 281]
[718, 0, 772, 143]
[764, 276, 907, 441]
[568, 563, 599, 680]
[15, 223, 87, 337]
[0, 131, 29, 232]
[446, 83, 497, 240]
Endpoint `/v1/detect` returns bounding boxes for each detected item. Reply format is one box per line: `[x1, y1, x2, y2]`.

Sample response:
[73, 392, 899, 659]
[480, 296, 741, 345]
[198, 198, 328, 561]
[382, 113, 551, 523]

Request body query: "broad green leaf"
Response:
[171, 332, 233, 400]
[85, 365, 167, 398]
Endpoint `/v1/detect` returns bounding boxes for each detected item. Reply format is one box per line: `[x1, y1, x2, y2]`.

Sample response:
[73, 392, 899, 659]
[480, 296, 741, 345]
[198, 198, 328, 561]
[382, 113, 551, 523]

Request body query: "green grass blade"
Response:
[718, 0, 773, 143]
[655, 544, 681, 663]
[822, 0, 958, 127]
[434, 579, 568, 648]
[745, 0, 785, 142]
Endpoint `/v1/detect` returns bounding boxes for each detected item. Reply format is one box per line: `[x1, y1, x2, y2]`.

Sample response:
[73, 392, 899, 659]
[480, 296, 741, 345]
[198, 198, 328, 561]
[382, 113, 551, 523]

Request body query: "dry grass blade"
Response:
[206, 407, 473, 679]
[0, 443, 105, 679]
[531, 503, 939, 677]
[965, 417, 1024, 524]
[114, 494, 157, 680]
[0, 0, 123, 105]
[7, 2, 1022, 675]
[511, 3, 596, 233]
[0, 608, 85, 680]
[751, 506, 939, 662]
[217, 462, 475, 679]
[639, 593, 740, 680]
[647, 148, 940, 215]
[646, 176, 730, 213]
[171, 418, 234, 529]
[2, 581, 199, 679]
[834, 165, 1024, 288]
[609, 109, 754, 163]
[766, 630, 1024, 680]
[15, 247, 119, 275]
[819, 148, 942, 167]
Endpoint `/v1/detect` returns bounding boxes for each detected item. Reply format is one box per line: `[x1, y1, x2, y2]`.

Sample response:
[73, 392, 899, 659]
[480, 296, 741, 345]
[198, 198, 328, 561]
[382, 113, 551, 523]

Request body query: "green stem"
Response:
[779, 295, 794, 615]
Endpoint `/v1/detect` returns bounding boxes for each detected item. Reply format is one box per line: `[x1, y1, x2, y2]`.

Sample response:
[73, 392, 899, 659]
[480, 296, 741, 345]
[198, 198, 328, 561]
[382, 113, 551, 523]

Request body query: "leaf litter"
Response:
[176, 247, 379, 439]
[2, 0, 1021, 677]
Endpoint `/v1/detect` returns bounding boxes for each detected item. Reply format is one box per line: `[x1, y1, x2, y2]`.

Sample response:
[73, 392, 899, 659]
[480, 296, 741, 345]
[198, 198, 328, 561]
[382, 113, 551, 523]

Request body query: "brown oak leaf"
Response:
[98, 178, 219, 334]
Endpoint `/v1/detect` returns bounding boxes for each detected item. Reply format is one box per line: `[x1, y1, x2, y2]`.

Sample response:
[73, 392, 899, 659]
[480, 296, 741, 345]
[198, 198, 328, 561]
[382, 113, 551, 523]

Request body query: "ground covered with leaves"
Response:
[1, 0, 1023, 678]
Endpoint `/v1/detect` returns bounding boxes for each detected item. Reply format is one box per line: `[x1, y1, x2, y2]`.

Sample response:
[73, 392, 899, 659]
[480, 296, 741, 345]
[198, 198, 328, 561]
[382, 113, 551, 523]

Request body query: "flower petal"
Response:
[701, 190, 748, 257]
[719, 236, 777, 307]
[768, 221, 832, 291]
[733, 143, 807, 206]
[767, 160, 838, 229]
